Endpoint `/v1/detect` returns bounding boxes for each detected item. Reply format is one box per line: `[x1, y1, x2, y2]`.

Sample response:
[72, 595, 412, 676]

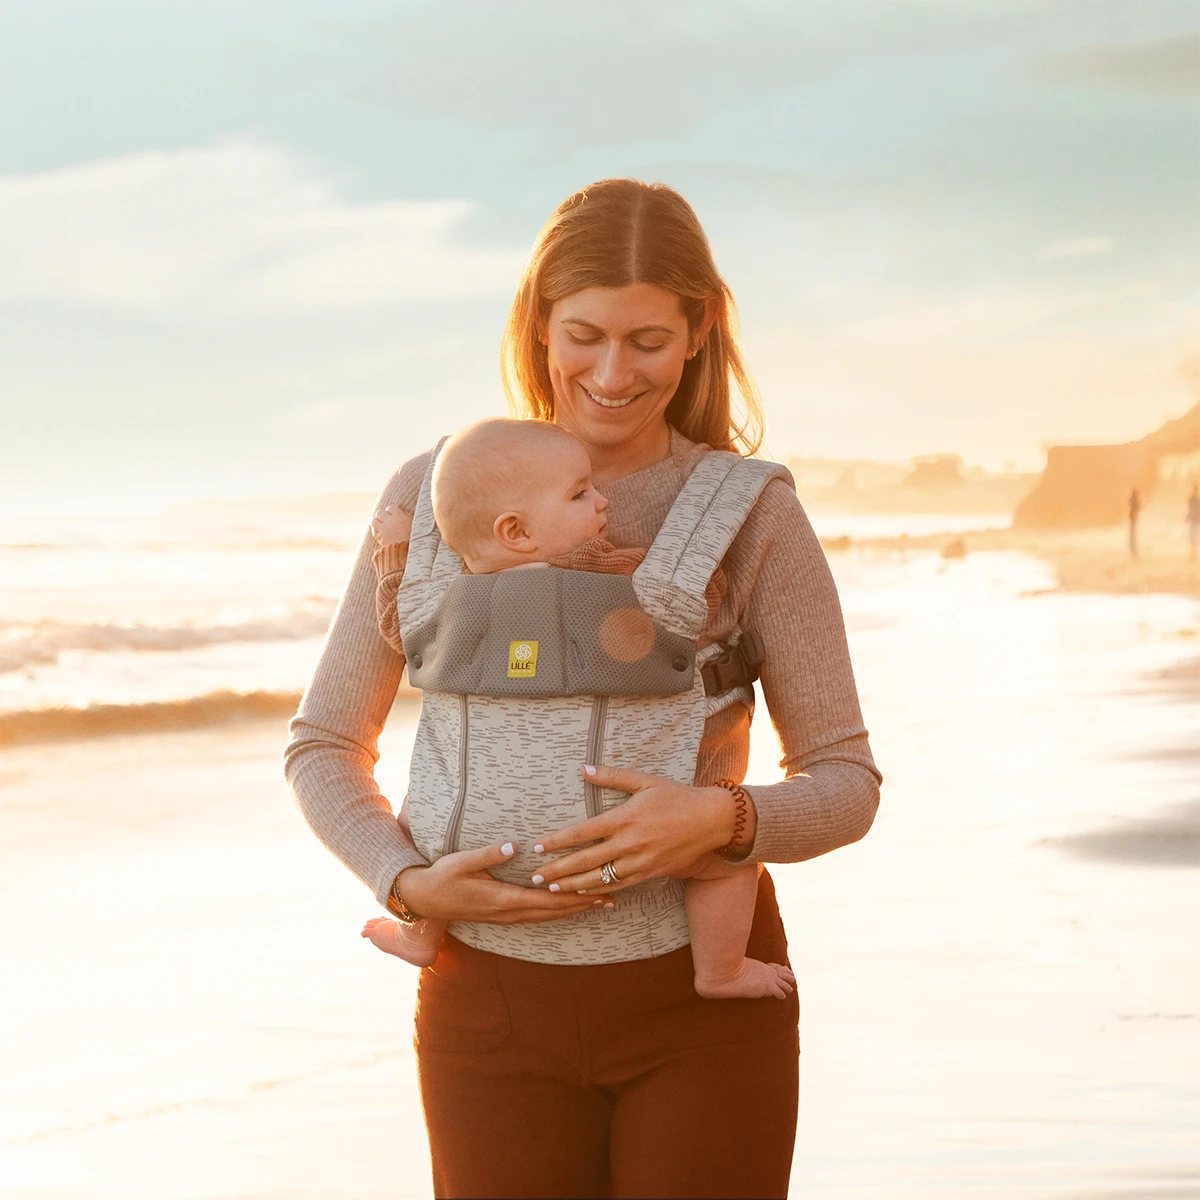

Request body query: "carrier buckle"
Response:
[701, 631, 765, 697]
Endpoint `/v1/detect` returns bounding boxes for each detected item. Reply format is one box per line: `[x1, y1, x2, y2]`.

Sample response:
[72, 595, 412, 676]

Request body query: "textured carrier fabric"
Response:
[397, 439, 789, 965]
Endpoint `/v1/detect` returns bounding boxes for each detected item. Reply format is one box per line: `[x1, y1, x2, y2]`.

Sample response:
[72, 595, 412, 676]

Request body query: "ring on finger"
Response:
[600, 860, 621, 887]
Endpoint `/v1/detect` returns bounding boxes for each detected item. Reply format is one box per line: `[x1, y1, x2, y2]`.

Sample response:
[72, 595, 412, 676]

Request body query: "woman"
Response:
[285, 179, 880, 1198]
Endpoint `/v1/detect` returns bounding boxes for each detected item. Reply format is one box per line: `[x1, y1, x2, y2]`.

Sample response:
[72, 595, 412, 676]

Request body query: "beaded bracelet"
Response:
[387, 872, 422, 925]
[713, 778, 750, 860]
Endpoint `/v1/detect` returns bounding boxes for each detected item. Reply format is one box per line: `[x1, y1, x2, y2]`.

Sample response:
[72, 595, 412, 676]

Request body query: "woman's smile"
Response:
[582, 385, 637, 409]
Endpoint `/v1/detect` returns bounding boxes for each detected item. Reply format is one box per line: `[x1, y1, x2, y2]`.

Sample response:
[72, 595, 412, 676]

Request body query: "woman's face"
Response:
[543, 283, 697, 472]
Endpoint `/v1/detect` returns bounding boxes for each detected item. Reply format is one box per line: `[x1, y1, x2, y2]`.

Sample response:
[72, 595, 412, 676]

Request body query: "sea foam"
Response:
[0, 610, 336, 674]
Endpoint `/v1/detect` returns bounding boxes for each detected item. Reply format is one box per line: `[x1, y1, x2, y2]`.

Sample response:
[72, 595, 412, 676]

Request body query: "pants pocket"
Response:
[415, 942, 512, 1054]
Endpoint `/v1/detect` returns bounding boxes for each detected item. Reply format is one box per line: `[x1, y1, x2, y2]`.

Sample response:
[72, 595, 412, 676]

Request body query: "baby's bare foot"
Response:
[371, 504, 414, 547]
[361, 916, 443, 967]
[694, 958, 795, 1000]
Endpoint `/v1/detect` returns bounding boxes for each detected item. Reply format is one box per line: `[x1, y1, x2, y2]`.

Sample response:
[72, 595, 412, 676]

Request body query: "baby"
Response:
[361, 418, 794, 1001]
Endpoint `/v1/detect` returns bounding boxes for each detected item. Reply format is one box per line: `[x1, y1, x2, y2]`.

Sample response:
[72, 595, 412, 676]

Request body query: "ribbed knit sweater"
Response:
[285, 428, 881, 917]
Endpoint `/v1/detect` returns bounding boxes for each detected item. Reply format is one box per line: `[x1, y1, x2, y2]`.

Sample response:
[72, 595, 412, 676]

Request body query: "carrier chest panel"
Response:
[404, 672, 709, 966]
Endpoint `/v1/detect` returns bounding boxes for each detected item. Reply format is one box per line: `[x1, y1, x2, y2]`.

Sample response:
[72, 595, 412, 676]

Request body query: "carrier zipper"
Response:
[584, 696, 609, 819]
[441, 694, 470, 856]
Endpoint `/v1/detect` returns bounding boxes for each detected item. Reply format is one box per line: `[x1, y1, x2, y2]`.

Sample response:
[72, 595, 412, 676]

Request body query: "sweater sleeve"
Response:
[372, 541, 410, 658]
[283, 451, 431, 906]
[725, 479, 882, 864]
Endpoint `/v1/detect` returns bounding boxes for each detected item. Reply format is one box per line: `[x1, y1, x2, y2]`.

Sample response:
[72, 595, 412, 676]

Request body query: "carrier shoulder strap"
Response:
[396, 437, 464, 638]
[633, 451, 792, 639]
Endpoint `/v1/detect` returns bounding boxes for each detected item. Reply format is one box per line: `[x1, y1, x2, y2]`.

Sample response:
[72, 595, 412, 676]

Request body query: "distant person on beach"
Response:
[1129, 487, 1142, 557]
[1187, 485, 1200, 559]
[285, 179, 880, 1198]
[360, 417, 794, 1001]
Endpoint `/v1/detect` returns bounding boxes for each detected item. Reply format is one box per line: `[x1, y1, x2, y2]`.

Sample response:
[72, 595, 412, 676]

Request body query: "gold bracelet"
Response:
[713, 778, 750, 860]
[387, 871, 422, 925]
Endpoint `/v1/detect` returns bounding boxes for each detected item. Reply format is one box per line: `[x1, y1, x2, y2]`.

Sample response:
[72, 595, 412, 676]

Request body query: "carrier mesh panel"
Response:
[404, 570, 696, 698]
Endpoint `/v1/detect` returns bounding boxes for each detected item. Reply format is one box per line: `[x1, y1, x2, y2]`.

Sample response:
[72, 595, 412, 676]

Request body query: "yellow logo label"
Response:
[507, 640, 539, 678]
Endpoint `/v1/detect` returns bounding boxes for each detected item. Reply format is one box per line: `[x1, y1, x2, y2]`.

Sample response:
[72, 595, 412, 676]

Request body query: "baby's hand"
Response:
[371, 504, 413, 547]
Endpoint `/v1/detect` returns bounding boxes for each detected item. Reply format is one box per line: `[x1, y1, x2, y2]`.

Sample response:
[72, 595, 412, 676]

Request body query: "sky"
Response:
[1, 0, 1197, 509]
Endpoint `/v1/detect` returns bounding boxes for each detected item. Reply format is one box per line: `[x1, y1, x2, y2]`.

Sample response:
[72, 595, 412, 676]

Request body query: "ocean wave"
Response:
[0, 690, 304, 745]
[0, 610, 335, 673]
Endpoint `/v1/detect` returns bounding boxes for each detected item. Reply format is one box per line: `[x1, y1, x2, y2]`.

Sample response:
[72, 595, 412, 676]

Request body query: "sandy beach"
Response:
[1, 718, 428, 1199]
[823, 518, 1200, 598]
[2, 547, 1197, 1199]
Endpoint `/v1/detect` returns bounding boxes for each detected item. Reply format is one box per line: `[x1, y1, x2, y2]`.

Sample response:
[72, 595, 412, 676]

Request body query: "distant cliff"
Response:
[790, 455, 1037, 515]
[1013, 404, 1200, 529]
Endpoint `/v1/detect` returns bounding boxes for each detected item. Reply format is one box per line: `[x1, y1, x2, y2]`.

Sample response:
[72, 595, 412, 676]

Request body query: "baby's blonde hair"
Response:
[432, 418, 582, 557]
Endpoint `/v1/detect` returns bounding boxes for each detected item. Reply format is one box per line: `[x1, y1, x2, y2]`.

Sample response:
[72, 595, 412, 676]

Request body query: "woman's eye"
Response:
[572, 490, 588, 501]
[632, 341, 667, 353]
[566, 332, 600, 345]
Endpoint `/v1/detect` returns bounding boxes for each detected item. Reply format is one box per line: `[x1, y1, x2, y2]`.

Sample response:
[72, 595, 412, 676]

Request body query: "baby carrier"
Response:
[398, 439, 790, 965]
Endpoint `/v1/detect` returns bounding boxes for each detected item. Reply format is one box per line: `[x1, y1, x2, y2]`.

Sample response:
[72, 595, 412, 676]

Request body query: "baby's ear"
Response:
[493, 510, 535, 552]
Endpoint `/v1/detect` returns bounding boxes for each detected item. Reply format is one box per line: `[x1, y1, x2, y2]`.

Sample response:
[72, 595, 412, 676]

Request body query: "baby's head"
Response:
[431, 418, 608, 574]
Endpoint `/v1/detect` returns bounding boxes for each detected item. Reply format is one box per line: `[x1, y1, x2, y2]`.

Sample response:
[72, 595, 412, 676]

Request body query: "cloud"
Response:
[1038, 236, 1115, 260]
[0, 140, 526, 315]
[1033, 30, 1200, 96]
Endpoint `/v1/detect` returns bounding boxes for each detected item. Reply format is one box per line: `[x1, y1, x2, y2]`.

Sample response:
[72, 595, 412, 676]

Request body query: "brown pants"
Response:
[414, 870, 800, 1199]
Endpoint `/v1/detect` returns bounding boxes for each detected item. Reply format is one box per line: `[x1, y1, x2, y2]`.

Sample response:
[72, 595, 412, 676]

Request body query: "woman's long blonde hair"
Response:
[500, 179, 764, 456]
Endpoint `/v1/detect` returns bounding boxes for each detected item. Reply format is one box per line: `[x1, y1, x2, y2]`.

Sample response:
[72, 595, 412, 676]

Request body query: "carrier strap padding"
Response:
[398, 437, 465, 638]
[633, 451, 793, 639]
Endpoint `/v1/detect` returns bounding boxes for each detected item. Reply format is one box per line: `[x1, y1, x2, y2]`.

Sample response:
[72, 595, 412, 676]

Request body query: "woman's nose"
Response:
[591, 344, 636, 396]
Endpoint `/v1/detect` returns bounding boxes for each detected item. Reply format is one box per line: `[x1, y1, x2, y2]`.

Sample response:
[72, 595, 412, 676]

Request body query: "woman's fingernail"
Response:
[548, 883, 560, 892]
[592, 900, 603, 906]
[533, 843, 545, 854]
[501, 842, 514, 856]
[603, 902, 615, 910]
[583, 764, 597, 777]
[532, 874, 544, 885]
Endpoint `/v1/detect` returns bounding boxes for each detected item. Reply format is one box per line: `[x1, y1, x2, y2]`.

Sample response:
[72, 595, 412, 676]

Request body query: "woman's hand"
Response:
[529, 765, 755, 894]
[398, 840, 614, 925]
